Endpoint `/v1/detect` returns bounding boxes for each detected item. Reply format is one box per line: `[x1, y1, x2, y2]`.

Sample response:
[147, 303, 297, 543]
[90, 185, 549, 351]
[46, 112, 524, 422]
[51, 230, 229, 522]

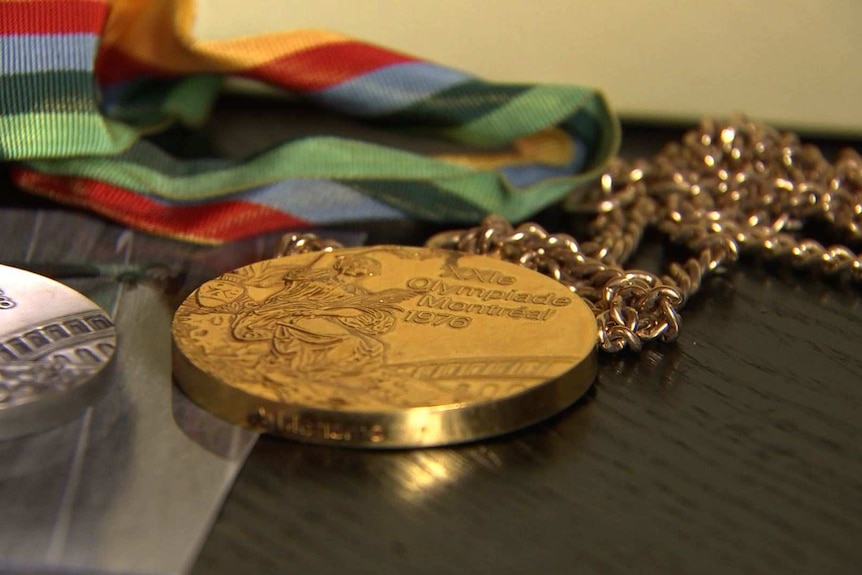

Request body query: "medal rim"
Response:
[172, 340, 596, 448]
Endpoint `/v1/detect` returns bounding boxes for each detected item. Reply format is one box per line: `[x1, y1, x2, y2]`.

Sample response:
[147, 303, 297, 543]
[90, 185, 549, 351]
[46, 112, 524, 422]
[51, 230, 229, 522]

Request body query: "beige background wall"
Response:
[195, 1, 861, 136]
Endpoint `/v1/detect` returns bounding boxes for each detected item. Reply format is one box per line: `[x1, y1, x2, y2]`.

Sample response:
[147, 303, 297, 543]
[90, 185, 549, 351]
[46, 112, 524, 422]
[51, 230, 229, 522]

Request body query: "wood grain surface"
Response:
[3, 100, 861, 574]
[191, 254, 862, 575]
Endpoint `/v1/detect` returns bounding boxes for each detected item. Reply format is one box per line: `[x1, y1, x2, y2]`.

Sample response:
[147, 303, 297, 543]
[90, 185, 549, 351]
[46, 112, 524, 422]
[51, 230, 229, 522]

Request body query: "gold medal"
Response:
[172, 246, 597, 447]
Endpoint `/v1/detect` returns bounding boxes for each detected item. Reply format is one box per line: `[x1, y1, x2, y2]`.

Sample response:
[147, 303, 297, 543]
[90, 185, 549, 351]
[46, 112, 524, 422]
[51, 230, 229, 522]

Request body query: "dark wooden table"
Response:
[5, 100, 862, 574]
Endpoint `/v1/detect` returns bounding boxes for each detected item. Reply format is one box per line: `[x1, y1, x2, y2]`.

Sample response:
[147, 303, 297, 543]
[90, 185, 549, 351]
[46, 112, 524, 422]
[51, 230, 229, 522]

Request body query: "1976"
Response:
[402, 310, 471, 328]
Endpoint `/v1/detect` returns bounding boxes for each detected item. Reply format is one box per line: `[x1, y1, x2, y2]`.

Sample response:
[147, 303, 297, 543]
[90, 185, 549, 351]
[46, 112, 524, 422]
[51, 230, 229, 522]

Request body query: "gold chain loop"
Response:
[279, 116, 862, 353]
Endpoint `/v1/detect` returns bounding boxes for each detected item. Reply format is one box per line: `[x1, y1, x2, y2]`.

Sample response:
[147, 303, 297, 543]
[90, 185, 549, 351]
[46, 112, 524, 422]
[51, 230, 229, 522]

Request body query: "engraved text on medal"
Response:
[0, 288, 16, 310]
[402, 261, 573, 328]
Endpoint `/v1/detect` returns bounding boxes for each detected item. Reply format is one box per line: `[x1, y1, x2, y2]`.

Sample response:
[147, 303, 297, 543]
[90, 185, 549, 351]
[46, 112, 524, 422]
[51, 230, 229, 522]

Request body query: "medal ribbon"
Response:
[1, 0, 619, 243]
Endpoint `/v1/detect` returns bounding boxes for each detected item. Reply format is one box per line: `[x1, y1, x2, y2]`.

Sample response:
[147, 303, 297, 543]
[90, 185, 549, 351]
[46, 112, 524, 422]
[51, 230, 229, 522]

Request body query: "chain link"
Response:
[275, 233, 345, 256]
[279, 116, 862, 353]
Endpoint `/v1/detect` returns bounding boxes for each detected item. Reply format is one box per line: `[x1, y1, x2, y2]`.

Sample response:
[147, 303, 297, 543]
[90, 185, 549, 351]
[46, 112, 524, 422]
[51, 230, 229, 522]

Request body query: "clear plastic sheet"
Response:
[0, 208, 363, 574]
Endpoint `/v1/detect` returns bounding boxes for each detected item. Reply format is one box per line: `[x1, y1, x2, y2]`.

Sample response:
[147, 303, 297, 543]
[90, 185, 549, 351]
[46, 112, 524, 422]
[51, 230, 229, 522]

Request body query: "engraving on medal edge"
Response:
[0, 288, 16, 310]
[173, 247, 585, 410]
[247, 407, 387, 443]
[0, 311, 116, 406]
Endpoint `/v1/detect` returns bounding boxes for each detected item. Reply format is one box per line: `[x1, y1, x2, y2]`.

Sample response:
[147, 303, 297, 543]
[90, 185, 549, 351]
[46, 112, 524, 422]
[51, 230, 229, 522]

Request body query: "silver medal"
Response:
[0, 264, 117, 439]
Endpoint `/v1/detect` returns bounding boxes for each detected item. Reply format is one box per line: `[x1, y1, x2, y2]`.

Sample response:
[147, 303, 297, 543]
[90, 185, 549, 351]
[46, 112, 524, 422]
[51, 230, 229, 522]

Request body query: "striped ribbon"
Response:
[1, 0, 619, 243]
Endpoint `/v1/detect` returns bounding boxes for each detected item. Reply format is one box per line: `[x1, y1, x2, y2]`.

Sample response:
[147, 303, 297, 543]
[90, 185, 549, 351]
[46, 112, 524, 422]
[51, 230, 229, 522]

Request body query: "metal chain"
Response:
[278, 116, 862, 353]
